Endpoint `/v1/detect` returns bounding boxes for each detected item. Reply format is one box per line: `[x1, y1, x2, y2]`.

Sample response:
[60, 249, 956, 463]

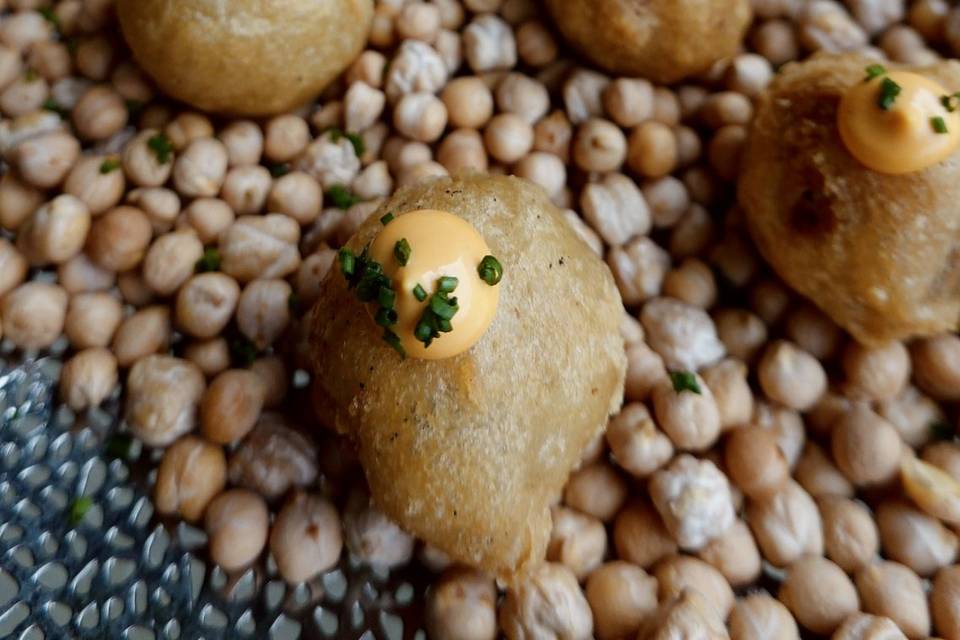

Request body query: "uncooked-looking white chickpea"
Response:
[125, 355, 205, 447]
[831, 405, 902, 487]
[649, 454, 735, 551]
[651, 373, 721, 452]
[122, 129, 174, 187]
[499, 562, 593, 640]
[63, 155, 126, 215]
[205, 489, 269, 571]
[606, 403, 673, 478]
[142, 230, 204, 296]
[728, 593, 800, 640]
[613, 500, 678, 569]
[724, 53, 774, 97]
[746, 479, 824, 567]
[270, 491, 343, 584]
[342, 490, 414, 568]
[876, 500, 958, 577]
[172, 137, 228, 199]
[581, 172, 651, 247]
[426, 567, 497, 640]
[184, 338, 230, 377]
[855, 560, 930, 638]
[585, 561, 658, 640]
[182, 198, 235, 244]
[64, 291, 122, 349]
[547, 505, 607, 580]
[154, 434, 226, 522]
[13, 129, 79, 188]
[655, 554, 735, 620]
[72, 85, 127, 141]
[2, 281, 68, 350]
[462, 13, 516, 72]
[563, 68, 609, 125]
[111, 305, 171, 368]
[200, 369, 265, 445]
[641, 297, 726, 372]
[343, 80, 385, 134]
[779, 556, 859, 635]
[228, 414, 318, 500]
[218, 120, 263, 167]
[758, 340, 827, 411]
[59, 347, 118, 411]
[607, 237, 670, 306]
[17, 194, 90, 266]
[175, 273, 241, 339]
[794, 442, 855, 498]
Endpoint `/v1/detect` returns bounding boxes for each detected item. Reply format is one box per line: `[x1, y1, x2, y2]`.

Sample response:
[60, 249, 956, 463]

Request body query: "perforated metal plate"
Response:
[0, 350, 428, 640]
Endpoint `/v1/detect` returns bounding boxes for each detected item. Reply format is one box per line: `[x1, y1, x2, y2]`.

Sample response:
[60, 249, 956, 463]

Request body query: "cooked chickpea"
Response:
[0, 74, 50, 118]
[17, 194, 90, 265]
[728, 593, 800, 640]
[263, 115, 310, 163]
[13, 130, 79, 188]
[563, 461, 627, 522]
[267, 172, 322, 225]
[163, 112, 214, 150]
[59, 347, 118, 411]
[218, 120, 263, 167]
[546, 505, 606, 580]
[111, 306, 171, 367]
[643, 176, 690, 229]
[236, 279, 292, 349]
[842, 340, 911, 402]
[779, 556, 859, 635]
[725, 426, 789, 498]
[86, 205, 152, 272]
[0, 172, 44, 231]
[484, 112, 533, 163]
[533, 109, 573, 163]
[639, 589, 726, 639]
[627, 122, 677, 178]
[855, 560, 930, 638]
[911, 334, 960, 401]
[63, 155, 125, 215]
[931, 565, 960, 640]
[655, 554, 735, 620]
[794, 442, 855, 498]
[923, 441, 960, 482]
[879, 385, 944, 448]
[423, 567, 498, 640]
[606, 403, 673, 478]
[584, 561, 657, 640]
[175, 273, 241, 339]
[661, 258, 717, 309]
[499, 562, 593, 640]
[200, 369, 265, 445]
[142, 230, 203, 296]
[228, 415, 318, 500]
[171, 137, 228, 199]
[270, 491, 343, 584]
[818, 495, 879, 573]
[701, 358, 753, 429]
[154, 435, 226, 522]
[221, 165, 272, 216]
[57, 254, 116, 294]
[442, 76, 493, 129]
[831, 405, 902, 487]
[714, 308, 768, 362]
[182, 198, 235, 244]
[649, 455, 735, 551]
[651, 374, 721, 452]
[184, 338, 230, 377]
[436, 128, 488, 175]
[394, 92, 448, 143]
[747, 480, 824, 567]
[72, 85, 127, 141]
[64, 291, 122, 349]
[0, 237, 27, 297]
[342, 490, 415, 568]
[696, 520, 762, 588]
[2, 281, 68, 350]
[877, 500, 958, 577]
[571, 118, 627, 173]
[122, 130, 174, 187]
[205, 489, 269, 571]
[116, 270, 154, 307]
[127, 187, 181, 234]
[757, 340, 827, 410]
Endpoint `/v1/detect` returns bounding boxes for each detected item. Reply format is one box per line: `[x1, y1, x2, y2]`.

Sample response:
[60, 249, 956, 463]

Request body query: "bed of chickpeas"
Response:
[3, 0, 960, 637]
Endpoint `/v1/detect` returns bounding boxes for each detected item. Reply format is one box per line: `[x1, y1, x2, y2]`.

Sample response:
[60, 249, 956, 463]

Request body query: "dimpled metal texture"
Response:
[0, 348, 428, 640]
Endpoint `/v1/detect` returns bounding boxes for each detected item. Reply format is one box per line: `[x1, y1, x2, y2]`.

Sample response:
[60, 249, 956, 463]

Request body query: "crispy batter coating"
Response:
[545, 0, 752, 84]
[308, 175, 626, 578]
[739, 54, 960, 345]
[117, 0, 373, 116]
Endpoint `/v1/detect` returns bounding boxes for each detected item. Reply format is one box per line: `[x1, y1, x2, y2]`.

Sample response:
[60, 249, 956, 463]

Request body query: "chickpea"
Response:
[651, 374, 721, 452]
[911, 334, 960, 401]
[572, 118, 626, 173]
[0, 237, 27, 297]
[17, 194, 90, 266]
[533, 109, 573, 163]
[713, 308, 767, 362]
[638, 589, 726, 639]
[64, 291, 122, 349]
[200, 369, 265, 445]
[441, 76, 493, 129]
[831, 405, 902, 487]
[72, 85, 127, 141]
[154, 435, 226, 522]
[499, 563, 593, 640]
[606, 403, 673, 478]
[127, 187, 181, 234]
[394, 92, 447, 143]
[931, 565, 960, 640]
[111, 306, 171, 368]
[0, 172, 44, 231]
[779, 556, 859, 635]
[184, 338, 230, 377]
[342, 489, 415, 568]
[613, 500, 678, 569]
[725, 426, 789, 498]
[171, 137, 228, 199]
[13, 130, 79, 188]
[219, 215, 301, 283]
[205, 489, 269, 571]
[57, 254, 115, 294]
[643, 176, 690, 229]
[649, 455, 735, 551]
[747, 480, 824, 567]
[218, 120, 263, 167]
[74, 35, 114, 81]
[627, 122, 677, 178]
[175, 273, 241, 339]
[542, 504, 606, 579]
[423, 567, 497, 640]
[269, 491, 343, 584]
[160, 112, 213, 151]
[754, 402, 806, 469]
[842, 340, 910, 402]
[728, 593, 800, 640]
[122, 130, 174, 187]
[2, 281, 68, 350]
[816, 495, 880, 573]
[794, 442, 855, 498]
[182, 198, 235, 244]
[516, 20, 557, 68]
[752, 19, 801, 65]
[833, 613, 907, 640]
[0, 74, 50, 118]
[110, 62, 154, 103]
[116, 270, 154, 307]
[781, 304, 841, 361]
[86, 205, 152, 272]
[140, 230, 203, 297]
[696, 520, 762, 588]
[261, 114, 308, 163]
[879, 385, 944, 448]
[64, 155, 125, 215]
[563, 462, 627, 522]
[923, 441, 960, 482]
[484, 112, 533, 164]
[583, 561, 657, 640]
[655, 554, 735, 620]
[855, 560, 929, 638]
[758, 340, 827, 411]
[59, 347, 118, 411]
[221, 165, 272, 216]
[642, 297, 726, 372]
[228, 414, 318, 500]
[236, 279, 292, 349]
[267, 172, 322, 226]
[877, 500, 958, 577]
[701, 358, 752, 429]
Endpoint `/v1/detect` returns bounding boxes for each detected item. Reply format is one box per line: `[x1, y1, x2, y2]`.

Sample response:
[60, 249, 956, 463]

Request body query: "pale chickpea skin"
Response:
[643, 176, 690, 229]
[0, 237, 27, 297]
[142, 230, 203, 297]
[72, 85, 127, 141]
[725, 426, 789, 498]
[117, 270, 155, 307]
[697, 520, 762, 588]
[923, 441, 960, 482]
[516, 20, 557, 68]
[563, 461, 627, 522]
[437, 128, 489, 174]
[613, 500, 678, 569]
[819, 495, 879, 573]
[2, 281, 68, 350]
[546, 504, 605, 579]
[57, 254, 115, 295]
[267, 172, 322, 226]
[627, 122, 677, 178]
[783, 303, 842, 361]
[111, 306, 171, 368]
[728, 594, 800, 640]
[164, 113, 214, 151]
[342, 491, 415, 568]
[154, 435, 226, 522]
[65, 292, 122, 349]
[13, 130, 79, 188]
[176, 273, 241, 339]
[701, 358, 753, 429]
[172, 138, 228, 199]
[200, 369, 266, 445]
[604, 78, 654, 129]
[606, 403, 673, 478]
[64, 155, 125, 215]
[758, 340, 827, 411]
[534, 110, 573, 163]
[218, 120, 263, 167]
[779, 556, 859, 635]
[855, 560, 930, 638]
[499, 563, 593, 640]
[747, 480, 824, 567]
[122, 130, 173, 188]
[182, 198, 235, 244]
[931, 565, 960, 640]
[16, 194, 90, 266]
[833, 613, 907, 640]
[842, 340, 910, 402]
[496, 72, 549, 124]
[184, 338, 230, 377]
[572, 118, 627, 173]
[128, 187, 181, 234]
[0, 172, 44, 231]
[0, 74, 49, 118]
[831, 405, 902, 487]
[263, 115, 310, 163]
[651, 373, 721, 452]
[205, 489, 269, 572]
[269, 492, 343, 585]
[483, 112, 533, 164]
[442, 76, 493, 129]
[221, 165, 272, 216]
[394, 92, 448, 143]
[794, 443, 855, 498]
[236, 279, 292, 349]
[654, 554, 735, 620]
[876, 500, 958, 577]
[586, 561, 658, 640]
[661, 258, 717, 309]
[59, 347, 118, 411]
[714, 308, 768, 362]
[85, 206, 152, 272]
[911, 334, 960, 401]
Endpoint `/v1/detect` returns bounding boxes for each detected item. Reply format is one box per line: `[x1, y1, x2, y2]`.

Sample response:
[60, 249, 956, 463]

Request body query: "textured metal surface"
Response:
[0, 350, 428, 640]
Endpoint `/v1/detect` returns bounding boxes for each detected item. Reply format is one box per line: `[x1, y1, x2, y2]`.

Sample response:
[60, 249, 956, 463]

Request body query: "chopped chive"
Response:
[268, 163, 290, 178]
[413, 284, 427, 302]
[375, 307, 398, 327]
[147, 133, 174, 164]
[942, 95, 956, 112]
[68, 496, 93, 525]
[864, 63, 887, 81]
[877, 77, 902, 111]
[346, 132, 365, 157]
[378, 285, 396, 310]
[670, 371, 701, 395]
[326, 184, 361, 209]
[437, 276, 458, 293]
[105, 434, 135, 460]
[99, 158, 121, 174]
[414, 321, 434, 343]
[429, 296, 458, 320]
[382, 328, 406, 358]
[394, 238, 411, 266]
[338, 248, 356, 278]
[195, 247, 221, 273]
[437, 318, 452, 333]
[932, 116, 949, 134]
[477, 255, 503, 286]
[38, 7, 60, 31]
[380, 212, 395, 226]
[41, 98, 68, 119]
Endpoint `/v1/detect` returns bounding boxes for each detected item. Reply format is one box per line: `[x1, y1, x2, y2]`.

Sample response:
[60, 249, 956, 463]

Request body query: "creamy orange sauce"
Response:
[368, 209, 500, 360]
[838, 69, 960, 174]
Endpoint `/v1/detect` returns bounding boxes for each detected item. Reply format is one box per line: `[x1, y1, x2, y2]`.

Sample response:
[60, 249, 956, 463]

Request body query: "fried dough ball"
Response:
[544, 0, 752, 84]
[309, 174, 626, 578]
[739, 54, 960, 345]
[116, 0, 374, 116]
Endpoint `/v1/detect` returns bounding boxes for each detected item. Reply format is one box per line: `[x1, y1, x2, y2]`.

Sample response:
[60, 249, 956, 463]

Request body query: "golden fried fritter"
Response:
[308, 175, 626, 578]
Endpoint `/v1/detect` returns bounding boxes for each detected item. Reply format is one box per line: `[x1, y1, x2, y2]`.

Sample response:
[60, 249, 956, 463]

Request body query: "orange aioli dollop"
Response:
[838, 69, 960, 174]
[368, 209, 500, 360]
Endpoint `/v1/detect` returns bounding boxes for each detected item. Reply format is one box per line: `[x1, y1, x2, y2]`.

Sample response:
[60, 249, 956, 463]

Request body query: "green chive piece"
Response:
[326, 184, 361, 209]
[378, 286, 396, 310]
[338, 248, 357, 278]
[670, 371, 702, 395]
[414, 321, 434, 343]
[931, 421, 954, 441]
[99, 158, 121, 174]
[380, 212, 395, 226]
[437, 276, 458, 293]
[941, 95, 957, 113]
[877, 77, 902, 111]
[375, 307, 399, 327]
[346, 132, 365, 157]
[41, 98, 68, 119]
[430, 296, 458, 320]
[195, 247, 221, 273]
[437, 318, 452, 333]
[932, 116, 949, 134]
[394, 238, 411, 266]
[68, 496, 93, 525]
[147, 133, 174, 164]
[38, 7, 60, 30]
[382, 328, 406, 357]
[269, 163, 291, 178]
[105, 434, 135, 460]
[477, 255, 503, 286]
[864, 63, 887, 81]
[413, 284, 427, 302]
